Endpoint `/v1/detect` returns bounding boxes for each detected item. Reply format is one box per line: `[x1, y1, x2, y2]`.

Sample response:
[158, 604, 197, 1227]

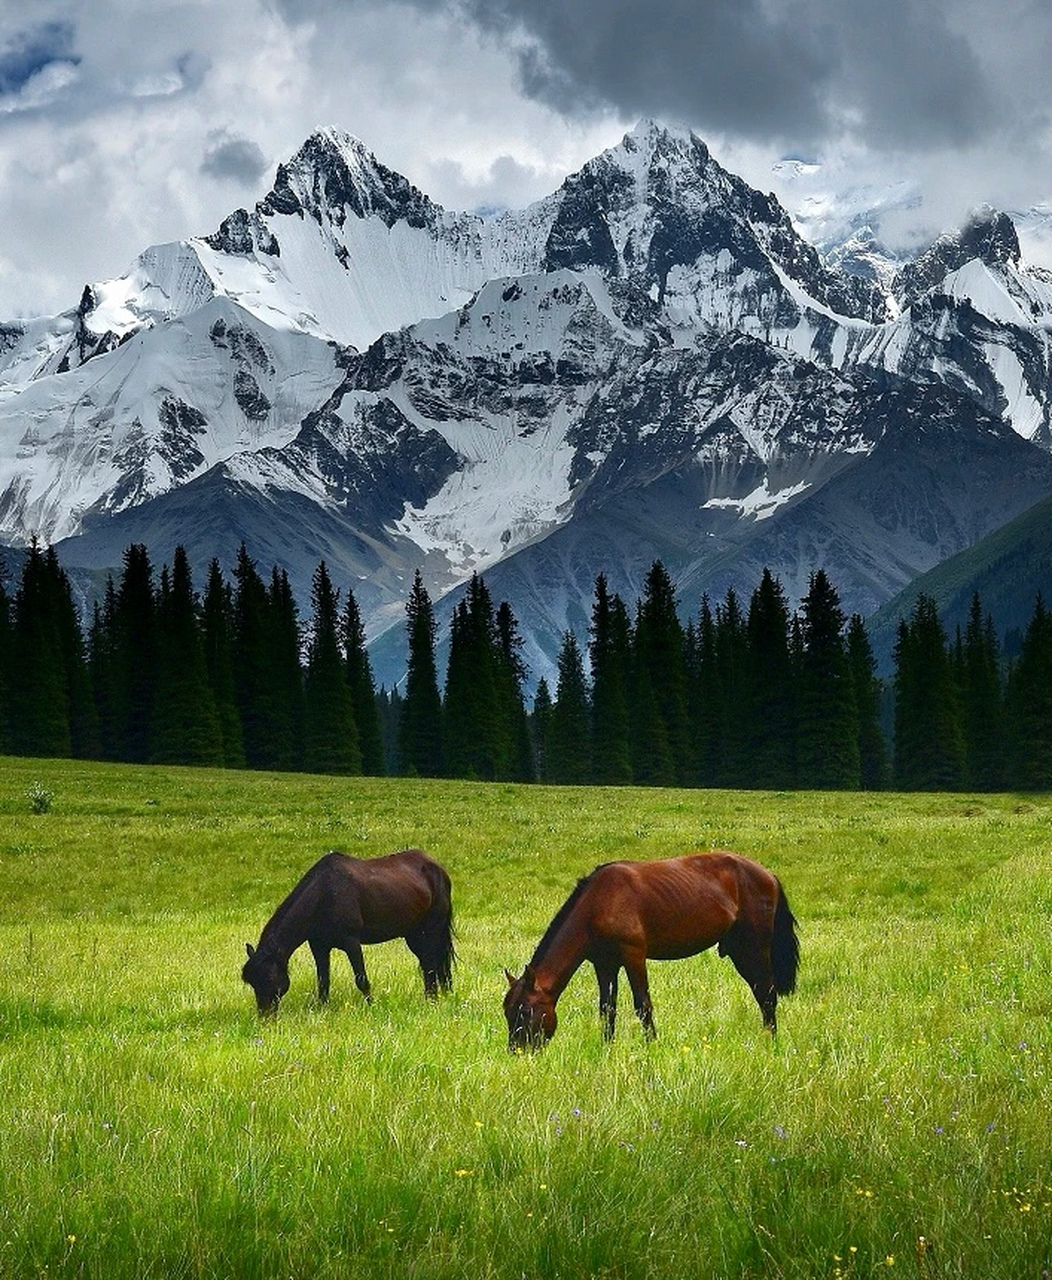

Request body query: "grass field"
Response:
[1, 756, 1050, 1279]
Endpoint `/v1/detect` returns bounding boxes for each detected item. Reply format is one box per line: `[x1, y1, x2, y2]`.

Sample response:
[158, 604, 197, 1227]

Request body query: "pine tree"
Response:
[796, 569, 860, 789]
[376, 685, 403, 774]
[43, 545, 98, 759]
[1005, 594, 1052, 790]
[0, 553, 11, 752]
[713, 588, 749, 787]
[399, 571, 443, 777]
[632, 562, 689, 785]
[688, 596, 722, 787]
[343, 587, 385, 775]
[546, 632, 591, 784]
[959, 594, 1004, 790]
[303, 561, 360, 775]
[893, 594, 965, 790]
[201, 559, 245, 768]
[268, 567, 305, 771]
[589, 575, 632, 785]
[530, 676, 553, 781]
[9, 540, 72, 758]
[846, 614, 888, 789]
[232, 545, 278, 769]
[89, 580, 121, 760]
[443, 575, 508, 780]
[496, 599, 535, 782]
[112, 543, 158, 762]
[745, 569, 795, 789]
[150, 548, 224, 766]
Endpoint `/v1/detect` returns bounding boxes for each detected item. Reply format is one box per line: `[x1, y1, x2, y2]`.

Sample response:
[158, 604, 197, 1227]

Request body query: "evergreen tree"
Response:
[399, 571, 443, 777]
[268, 567, 305, 771]
[201, 559, 245, 768]
[303, 561, 360, 775]
[796, 569, 860, 789]
[111, 543, 158, 762]
[530, 676, 553, 781]
[589, 574, 632, 785]
[893, 594, 965, 790]
[745, 569, 795, 789]
[45, 545, 98, 759]
[232, 545, 278, 769]
[0, 553, 11, 751]
[713, 588, 749, 787]
[89, 580, 121, 760]
[632, 562, 689, 785]
[376, 685, 403, 774]
[9, 540, 72, 758]
[846, 614, 888, 789]
[546, 631, 591, 784]
[496, 599, 535, 782]
[1005, 594, 1052, 790]
[343, 587, 385, 775]
[443, 575, 508, 779]
[688, 596, 722, 787]
[959, 594, 1004, 790]
[151, 547, 224, 766]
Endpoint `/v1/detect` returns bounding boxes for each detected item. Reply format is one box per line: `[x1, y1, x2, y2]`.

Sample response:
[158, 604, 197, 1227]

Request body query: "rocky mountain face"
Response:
[3, 120, 1052, 686]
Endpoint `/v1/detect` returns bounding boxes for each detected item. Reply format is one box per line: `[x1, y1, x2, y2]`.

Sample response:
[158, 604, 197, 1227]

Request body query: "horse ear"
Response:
[524, 964, 537, 991]
[504, 967, 517, 988]
[246, 943, 255, 959]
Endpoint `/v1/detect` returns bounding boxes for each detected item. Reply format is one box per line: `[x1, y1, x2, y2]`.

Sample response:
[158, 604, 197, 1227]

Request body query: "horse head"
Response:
[242, 942, 290, 1016]
[503, 964, 557, 1051]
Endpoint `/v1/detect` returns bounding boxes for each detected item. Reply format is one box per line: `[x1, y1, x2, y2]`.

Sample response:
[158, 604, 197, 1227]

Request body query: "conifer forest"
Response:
[2, 540, 1050, 791]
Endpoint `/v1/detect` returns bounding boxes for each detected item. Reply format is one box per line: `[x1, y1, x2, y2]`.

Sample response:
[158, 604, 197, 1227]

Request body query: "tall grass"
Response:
[1, 758, 1050, 1278]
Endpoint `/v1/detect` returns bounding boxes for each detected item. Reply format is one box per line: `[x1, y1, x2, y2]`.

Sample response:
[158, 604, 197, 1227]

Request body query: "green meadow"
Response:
[1, 757, 1050, 1279]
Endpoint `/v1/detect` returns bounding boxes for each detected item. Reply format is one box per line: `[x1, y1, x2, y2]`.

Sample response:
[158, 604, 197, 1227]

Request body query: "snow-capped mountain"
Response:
[3, 120, 1052, 685]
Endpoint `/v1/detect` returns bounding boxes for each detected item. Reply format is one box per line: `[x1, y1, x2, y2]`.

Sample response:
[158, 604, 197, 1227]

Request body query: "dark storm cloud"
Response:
[0, 20, 78, 95]
[352, 0, 1000, 153]
[200, 132, 269, 184]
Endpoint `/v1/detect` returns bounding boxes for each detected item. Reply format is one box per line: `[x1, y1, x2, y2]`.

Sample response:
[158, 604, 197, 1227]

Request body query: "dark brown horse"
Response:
[504, 852, 798, 1049]
[242, 849, 455, 1015]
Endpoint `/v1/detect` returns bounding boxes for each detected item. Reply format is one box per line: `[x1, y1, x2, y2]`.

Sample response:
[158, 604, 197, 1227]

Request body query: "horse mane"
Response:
[530, 865, 608, 966]
[258, 852, 343, 953]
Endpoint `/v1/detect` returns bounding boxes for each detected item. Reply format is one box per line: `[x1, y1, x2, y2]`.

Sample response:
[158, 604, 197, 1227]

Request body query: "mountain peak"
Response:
[259, 127, 441, 231]
[894, 205, 1021, 305]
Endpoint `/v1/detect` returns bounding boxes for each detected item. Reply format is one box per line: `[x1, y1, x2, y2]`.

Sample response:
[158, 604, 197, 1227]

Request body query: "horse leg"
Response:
[309, 940, 332, 1004]
[622, 949, 656, 1040]
[724, 933, 777, 1034]
[344, 941, 372, 1003]
[594, 960, 620, 1041]
[405, 916, 447, 999]
[405, 934, 438, 999]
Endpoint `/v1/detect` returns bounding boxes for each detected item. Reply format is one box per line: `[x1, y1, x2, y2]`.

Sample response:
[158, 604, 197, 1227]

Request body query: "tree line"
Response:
[1, 539, 1050, 790]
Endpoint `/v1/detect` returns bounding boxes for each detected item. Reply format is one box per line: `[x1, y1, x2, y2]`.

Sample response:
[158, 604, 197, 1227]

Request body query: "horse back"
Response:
[327, 848, 447, 943]
[586, 854, 746, 959]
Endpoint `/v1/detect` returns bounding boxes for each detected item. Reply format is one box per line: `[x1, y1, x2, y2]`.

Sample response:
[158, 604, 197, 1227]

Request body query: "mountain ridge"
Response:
[2, 119, 1051, 684]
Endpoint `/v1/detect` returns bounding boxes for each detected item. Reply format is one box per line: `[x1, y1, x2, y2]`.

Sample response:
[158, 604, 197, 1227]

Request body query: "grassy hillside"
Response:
[1, 758, 1050, 1278]
[867, 490, 1052, 669]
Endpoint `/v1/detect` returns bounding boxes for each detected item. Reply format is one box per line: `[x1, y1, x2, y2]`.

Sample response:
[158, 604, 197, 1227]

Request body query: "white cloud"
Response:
[0, 0, 1049, 318]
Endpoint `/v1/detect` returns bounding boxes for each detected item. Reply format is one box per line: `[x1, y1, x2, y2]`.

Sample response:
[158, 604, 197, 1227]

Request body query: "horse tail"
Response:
[427, 860, 457, 990]
[771, 880, 800, 996]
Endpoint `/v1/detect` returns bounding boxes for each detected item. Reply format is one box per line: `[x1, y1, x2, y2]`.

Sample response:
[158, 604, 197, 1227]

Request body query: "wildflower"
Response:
[885, 1256, 895, 1266]
[455, 1168, 473, 1177]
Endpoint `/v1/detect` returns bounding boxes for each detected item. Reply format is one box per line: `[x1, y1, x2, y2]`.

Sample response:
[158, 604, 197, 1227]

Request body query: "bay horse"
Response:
[504, 852, 798, 1049]
[242, 849, 455, 1015]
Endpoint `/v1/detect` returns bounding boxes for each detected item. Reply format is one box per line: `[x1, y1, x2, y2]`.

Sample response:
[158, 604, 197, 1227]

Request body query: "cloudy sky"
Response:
[1, 0, 1050, 317]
